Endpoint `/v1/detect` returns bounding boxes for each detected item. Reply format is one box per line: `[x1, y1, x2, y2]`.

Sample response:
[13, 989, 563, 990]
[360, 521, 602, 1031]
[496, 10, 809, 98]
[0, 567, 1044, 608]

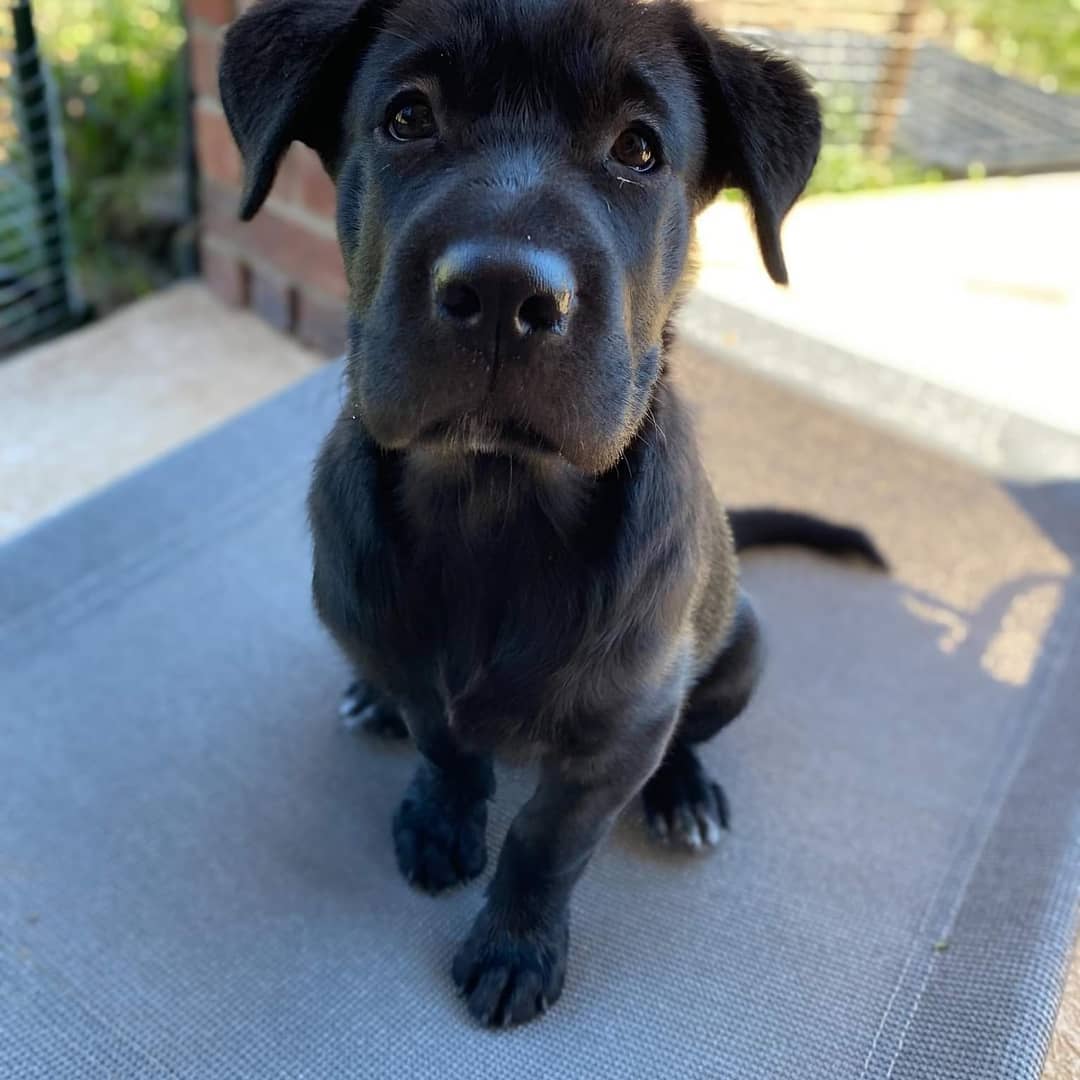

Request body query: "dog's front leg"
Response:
[393, 718, 495, 895]
[452, 708, 677, 1026]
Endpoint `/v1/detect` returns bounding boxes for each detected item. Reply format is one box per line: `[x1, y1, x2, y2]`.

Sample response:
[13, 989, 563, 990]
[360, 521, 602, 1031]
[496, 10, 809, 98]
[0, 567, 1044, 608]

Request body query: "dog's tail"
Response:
[729, 508, 887, 570]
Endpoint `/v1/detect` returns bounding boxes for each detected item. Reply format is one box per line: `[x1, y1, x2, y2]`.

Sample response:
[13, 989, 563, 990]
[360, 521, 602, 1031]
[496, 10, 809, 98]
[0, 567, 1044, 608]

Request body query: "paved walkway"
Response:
[0, 283, 320, 541]
[692, 171, 1080, 439]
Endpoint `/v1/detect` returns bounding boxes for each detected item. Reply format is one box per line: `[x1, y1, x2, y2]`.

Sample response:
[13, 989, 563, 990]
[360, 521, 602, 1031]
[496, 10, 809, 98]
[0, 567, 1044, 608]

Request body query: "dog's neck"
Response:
[398, 444, 595, 544]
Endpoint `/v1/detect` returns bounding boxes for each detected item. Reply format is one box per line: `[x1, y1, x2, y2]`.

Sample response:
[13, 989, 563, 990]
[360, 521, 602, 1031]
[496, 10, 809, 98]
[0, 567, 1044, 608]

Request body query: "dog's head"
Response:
[221, 0, 820, 473]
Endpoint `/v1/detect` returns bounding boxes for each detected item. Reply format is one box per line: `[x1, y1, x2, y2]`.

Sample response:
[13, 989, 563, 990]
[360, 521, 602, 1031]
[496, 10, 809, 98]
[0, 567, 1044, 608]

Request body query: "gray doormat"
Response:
[2, 355, 1077, 1079]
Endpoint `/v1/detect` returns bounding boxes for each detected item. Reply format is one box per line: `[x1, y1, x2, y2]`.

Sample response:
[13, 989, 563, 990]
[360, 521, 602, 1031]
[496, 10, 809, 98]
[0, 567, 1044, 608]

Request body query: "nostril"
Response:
[516, 292, 567, 336]
[438, 281, 483, 324]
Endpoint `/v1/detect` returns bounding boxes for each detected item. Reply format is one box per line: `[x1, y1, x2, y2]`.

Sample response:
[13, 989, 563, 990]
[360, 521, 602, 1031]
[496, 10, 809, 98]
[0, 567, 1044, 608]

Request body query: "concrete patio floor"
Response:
[0, 282, 321, 542]
[691, 171, 1080, 440]
[1, 175, 1077, 1077]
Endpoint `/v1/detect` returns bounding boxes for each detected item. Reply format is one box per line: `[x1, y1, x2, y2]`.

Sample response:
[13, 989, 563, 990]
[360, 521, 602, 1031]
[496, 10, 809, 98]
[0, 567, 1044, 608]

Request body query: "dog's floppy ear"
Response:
[689, 29, 822, 284]
[219, 0, 382, 220]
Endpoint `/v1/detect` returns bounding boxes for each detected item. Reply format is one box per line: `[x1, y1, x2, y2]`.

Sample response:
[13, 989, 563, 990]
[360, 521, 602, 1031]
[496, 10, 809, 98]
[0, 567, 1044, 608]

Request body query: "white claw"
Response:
[700, 813, 722, 847]
[676, 806, 702, 850]
[356, 704, 382, 726]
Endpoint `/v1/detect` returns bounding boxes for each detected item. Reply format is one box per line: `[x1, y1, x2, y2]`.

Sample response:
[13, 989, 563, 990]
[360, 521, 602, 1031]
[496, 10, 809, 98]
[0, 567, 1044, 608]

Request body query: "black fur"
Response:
[221, 0, 876, 1027]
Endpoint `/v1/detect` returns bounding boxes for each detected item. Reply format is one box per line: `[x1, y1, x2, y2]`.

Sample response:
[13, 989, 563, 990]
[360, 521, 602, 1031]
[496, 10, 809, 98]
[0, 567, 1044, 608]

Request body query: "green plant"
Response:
[933, 0, 1080, 93]
[33, 0, 188, 310]
[804, 85, 945, 196]
[808, 143, 943, 196]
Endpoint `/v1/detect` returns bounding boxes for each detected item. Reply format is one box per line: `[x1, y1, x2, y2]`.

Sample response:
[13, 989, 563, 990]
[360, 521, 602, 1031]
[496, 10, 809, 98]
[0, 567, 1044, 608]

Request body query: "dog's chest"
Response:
[399, 520, 589, 732]
[314, 442, 678, 752]
[358, 465, 627, 748]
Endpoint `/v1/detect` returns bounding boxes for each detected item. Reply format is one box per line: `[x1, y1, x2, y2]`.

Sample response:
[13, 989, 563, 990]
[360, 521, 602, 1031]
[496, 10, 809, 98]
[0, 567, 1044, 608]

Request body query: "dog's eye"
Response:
[387, 97, 437, 141]
[611, 128, 657, 172]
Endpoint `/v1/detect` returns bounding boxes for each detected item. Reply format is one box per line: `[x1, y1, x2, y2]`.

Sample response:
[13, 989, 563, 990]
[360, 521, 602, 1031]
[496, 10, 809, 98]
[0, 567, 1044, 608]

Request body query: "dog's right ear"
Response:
[219, 0, 382, 220]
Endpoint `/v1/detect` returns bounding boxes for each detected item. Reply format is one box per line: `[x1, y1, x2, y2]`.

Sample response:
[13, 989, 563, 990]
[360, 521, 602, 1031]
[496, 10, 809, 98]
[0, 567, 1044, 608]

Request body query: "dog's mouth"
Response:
[416, 415, 560, 457]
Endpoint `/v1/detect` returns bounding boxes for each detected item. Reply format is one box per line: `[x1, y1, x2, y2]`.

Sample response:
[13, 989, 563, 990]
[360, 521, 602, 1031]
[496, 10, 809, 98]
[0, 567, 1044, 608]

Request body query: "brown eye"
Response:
[388, 97, 437, 141]
[611, 128, 657, 172]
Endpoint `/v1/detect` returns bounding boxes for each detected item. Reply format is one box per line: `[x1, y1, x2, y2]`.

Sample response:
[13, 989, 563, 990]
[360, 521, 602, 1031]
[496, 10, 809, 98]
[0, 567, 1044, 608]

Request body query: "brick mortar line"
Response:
[201, 168, 339, 241]
[201, 236, 348, 314]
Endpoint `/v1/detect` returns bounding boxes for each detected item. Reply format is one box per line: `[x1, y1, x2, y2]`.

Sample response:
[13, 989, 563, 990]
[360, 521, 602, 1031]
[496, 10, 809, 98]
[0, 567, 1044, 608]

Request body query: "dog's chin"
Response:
[365, 413, 628, 475]
[414, 416, 563, 461]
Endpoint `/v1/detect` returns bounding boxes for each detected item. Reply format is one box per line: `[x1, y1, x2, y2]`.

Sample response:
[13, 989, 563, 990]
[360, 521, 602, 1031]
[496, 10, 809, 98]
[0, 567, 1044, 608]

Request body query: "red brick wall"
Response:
[186, 0, 348, 355]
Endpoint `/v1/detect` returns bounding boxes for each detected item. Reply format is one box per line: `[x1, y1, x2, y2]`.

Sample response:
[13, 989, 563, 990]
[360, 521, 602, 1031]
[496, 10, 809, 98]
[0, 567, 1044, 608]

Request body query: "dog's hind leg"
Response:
[642, 591, 762, 851]
[338, 677, 410, 740]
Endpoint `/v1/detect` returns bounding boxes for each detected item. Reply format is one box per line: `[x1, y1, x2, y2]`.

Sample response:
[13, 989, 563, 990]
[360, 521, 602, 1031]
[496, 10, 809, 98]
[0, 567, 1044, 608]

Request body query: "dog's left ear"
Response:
[687, 28, 822, 284]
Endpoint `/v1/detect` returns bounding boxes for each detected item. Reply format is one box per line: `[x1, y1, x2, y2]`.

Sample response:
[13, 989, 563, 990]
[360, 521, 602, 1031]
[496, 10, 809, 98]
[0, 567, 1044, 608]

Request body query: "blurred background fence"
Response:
[1, 0, 83, 352]
[1, 0, 1078, 354]
[699, 0, 1080, 192]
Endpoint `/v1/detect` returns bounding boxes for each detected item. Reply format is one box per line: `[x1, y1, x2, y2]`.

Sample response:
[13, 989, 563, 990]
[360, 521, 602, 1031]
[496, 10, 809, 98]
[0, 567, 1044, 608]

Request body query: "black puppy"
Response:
[220, 0, 881, 1027]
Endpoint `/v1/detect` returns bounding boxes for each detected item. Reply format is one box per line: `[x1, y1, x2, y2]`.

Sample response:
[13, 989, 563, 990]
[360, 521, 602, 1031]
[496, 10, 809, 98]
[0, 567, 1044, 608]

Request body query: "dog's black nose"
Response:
[432, 242, 574, 340]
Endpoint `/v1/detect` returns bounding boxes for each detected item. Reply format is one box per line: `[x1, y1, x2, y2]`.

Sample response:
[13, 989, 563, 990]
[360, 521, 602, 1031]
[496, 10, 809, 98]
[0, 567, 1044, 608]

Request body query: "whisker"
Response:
[379, 27, 423, 47]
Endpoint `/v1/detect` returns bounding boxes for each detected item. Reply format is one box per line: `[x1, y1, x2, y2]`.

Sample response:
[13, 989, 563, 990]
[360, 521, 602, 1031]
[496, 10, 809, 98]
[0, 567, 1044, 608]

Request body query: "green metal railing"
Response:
[1, 0, 83, 355]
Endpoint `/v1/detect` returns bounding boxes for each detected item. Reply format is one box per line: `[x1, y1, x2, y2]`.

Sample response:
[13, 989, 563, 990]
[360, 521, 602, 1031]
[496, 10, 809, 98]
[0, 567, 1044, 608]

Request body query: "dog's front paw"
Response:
[339, 679, 409, 739]
[392, 770, 487, 894]
[642, 742, 729, 852]
[452, 906, 569, 1027]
